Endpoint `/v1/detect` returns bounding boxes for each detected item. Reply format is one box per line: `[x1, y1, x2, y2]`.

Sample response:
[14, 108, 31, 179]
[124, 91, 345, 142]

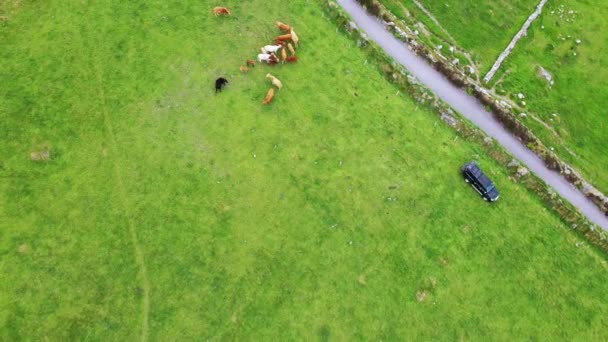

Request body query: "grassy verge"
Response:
[1, 0, 608, 339]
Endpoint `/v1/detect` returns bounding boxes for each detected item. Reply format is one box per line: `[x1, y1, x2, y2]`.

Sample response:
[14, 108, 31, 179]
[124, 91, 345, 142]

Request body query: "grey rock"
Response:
[440, 112, 458, 127]
[537, 66, 554, 85]
[516, 166, 530, 177]
[507, 159, 520, 168]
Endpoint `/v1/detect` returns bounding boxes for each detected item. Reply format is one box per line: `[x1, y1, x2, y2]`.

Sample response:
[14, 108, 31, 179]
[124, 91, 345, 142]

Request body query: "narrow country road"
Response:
[336, 0, 608, 230]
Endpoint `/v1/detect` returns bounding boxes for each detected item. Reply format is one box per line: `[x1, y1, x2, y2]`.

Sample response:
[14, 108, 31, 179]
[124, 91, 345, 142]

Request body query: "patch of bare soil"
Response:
[18, 244, 29, 254]
[30, 150, 50, 162]
[1, 0, 22, 21]
[358, 274, 367, 285]
[416, 290, 429, 302]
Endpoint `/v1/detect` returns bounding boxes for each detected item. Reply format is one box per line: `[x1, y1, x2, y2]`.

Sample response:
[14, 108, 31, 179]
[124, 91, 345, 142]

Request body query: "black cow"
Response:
[215, 77, 229, 93]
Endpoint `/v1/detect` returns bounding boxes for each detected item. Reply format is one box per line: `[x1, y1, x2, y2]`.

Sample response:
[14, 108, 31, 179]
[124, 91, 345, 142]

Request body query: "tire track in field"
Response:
[94, 68, 150, 342]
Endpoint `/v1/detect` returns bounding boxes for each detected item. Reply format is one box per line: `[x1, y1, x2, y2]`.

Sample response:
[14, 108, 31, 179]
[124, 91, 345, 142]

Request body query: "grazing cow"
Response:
[266, 73, 283, 90]
[212, 7, 231, 16]
[257, 53, 272, 63]
[281, 48, 287, 63]
[262, 88, 275, 105]
[258, 53, 279, 65]
[246, 59, 256, 67]
[286, 56, 298, 63]
[215, 77, 229, 92]
[276, 21, 291, 31]
[275, 33, 292, 42]
[268, 52, 279, 65]
[287, 43, 296, 56]
[261, 45, 282, 54]
[290, 29, 299, 46]
[239, 66, 249, 72]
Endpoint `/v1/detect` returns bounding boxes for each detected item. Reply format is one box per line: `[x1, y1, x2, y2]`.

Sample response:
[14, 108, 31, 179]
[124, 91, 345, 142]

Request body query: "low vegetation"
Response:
[1, 0, 608, 339]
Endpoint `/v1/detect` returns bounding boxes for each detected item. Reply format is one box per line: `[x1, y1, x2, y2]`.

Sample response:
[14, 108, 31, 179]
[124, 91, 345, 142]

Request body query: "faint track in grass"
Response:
[95, 67, 150, 342]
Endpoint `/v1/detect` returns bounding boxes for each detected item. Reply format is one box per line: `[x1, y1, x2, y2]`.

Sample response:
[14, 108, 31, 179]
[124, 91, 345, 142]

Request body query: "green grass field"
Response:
[378, 0, 538, 71]
[2, 0, 608, 339]
[491, 0, 608, 192]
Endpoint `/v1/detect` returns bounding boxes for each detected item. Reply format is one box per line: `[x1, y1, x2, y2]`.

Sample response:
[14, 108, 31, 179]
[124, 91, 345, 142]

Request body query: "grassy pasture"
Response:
[378, 0, 539, 71]
[491, 0, 608, 192]
[2, 0, 608, 340]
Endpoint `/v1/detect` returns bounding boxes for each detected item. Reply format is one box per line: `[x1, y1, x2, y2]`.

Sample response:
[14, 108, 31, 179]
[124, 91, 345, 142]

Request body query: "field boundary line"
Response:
[95, 68, 150, 342]
[483, 0, 549, 82]
[412, 0, 457, 45]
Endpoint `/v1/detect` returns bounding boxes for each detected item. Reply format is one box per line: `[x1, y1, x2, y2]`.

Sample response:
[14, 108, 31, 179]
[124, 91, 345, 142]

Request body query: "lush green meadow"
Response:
[491, 0, 608, 192]
[379, 0, 538, 70]
[2, 0, 608, 339]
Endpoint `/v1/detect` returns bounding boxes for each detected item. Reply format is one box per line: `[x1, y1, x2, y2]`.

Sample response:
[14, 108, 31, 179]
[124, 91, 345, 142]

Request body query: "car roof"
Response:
[465, 162, 494, 189]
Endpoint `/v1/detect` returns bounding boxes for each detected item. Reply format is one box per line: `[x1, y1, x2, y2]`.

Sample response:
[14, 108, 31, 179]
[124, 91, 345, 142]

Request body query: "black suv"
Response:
[461, 162, 500, 202]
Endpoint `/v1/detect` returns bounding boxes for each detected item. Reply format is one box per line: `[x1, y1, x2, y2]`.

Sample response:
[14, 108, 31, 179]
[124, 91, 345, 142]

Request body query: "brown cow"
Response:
[262, 88, 275, 105]
[276, 21, 291, 32]
[286, 56, 298, 63]
[268, 52, 279, 65]
[266, 73, 283, 90]
[281, 48, 287, 63]
[212, 7, 231, 16]
[290, 29, 299, 46]
[275, 33, 292, 42]
[287, 43, 296, 56]
[246, 59, 256, 67]
[239, 66, 249, 72]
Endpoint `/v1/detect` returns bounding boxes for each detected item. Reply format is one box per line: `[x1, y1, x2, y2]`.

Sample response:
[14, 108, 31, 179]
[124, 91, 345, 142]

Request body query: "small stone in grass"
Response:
[18, 244, 29, 254]
[30, 150, 50, 162]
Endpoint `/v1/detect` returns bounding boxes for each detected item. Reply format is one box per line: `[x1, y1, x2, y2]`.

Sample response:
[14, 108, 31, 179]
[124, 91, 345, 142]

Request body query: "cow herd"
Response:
[212, 7, 300, 105]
